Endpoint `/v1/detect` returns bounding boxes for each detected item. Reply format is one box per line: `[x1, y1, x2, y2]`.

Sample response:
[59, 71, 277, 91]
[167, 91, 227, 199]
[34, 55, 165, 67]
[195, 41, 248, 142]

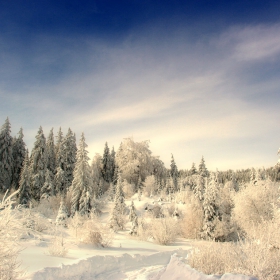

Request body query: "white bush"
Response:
[48, 233, 68, 257]
[0, 190, 25, 279]
[233, 180, 279, 236]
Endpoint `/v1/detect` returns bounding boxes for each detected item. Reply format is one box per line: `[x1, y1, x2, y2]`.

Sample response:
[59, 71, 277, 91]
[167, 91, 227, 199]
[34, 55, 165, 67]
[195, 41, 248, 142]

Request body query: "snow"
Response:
[15, 196, 259, 280]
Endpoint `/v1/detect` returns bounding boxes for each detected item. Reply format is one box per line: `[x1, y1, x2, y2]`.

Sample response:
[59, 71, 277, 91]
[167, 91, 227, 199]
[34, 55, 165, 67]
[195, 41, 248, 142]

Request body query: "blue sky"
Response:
[1, 0, 280, 170]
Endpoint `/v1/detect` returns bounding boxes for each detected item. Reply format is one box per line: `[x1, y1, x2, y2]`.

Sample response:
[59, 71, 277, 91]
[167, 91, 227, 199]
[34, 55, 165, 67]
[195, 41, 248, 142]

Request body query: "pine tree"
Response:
[198, 156, 208, 178]
[109, 172, 126, 230]
[101, 142, 111, 183]
[56, 200, 68, 227]
[190, 162, 197, 175]
[170, 154, 179, 191]
[71, 133, 93, 216]
[128, 200, 137, 222]
[61, 128, 77, 189]
[29, 126, 47, 201]
[18, 150, 31, 205]
[109, 146, 116, 183]
[0, 118, 13, 191]
[202, 172, 219, 240]
[54, 166, 66, 195]
[45, 128, 56, 177]
[41, 169, 55, 199]
[55, 127, 64, 170]
[193, 175, 205, 201]
[12, 128, 26, 190]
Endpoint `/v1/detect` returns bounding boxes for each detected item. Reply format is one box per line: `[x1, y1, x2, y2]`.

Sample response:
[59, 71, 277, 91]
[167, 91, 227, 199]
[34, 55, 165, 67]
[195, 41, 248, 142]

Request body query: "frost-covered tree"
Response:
[29, 126, 47, 200]
[101, 142, 111, 183]
[115, 138, 157, 186]
[61, 128, 77, 188]
[56, 200, 68, 227]
[0, 118, 13, 191]
[54, 166, 67, 195]
[91, 153, 103, 188]
[110, 173, 126, 230]
[198, 156, 208, 178]
[41, 169, 55, 199]
[128, 200, 137, 222]
[190, 162, 197, 175]
[170, 154, 179, 191]
[202, 172, 219, 240]
[71, 133, 93, 215]
[18, 150, 31, 205]
[12, 127, 26, 189]
[109, 146, 116, 183]
[193, 174, 205, 202]
[45, 128, 56, 177]
[55, 127, 64, 169]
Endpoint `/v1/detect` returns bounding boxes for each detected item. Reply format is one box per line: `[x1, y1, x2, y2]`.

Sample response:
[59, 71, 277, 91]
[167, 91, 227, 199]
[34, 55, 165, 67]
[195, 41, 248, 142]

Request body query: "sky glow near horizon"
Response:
[1, 1, 280, 171]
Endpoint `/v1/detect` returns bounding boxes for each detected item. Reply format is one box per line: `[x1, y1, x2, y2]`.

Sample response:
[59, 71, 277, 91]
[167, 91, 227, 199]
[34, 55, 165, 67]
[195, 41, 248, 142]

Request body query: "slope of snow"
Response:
[27, 252, 258, 280]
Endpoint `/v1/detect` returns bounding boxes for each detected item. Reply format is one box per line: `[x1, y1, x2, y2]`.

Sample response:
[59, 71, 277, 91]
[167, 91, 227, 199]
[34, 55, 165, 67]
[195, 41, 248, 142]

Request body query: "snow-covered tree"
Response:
[12, 127, 26, 189]
[61, 128, 77, 188]
[128, 200, 137, 222]
[54, 166, 66, 195]
[193, 174, 205, 201]
[170, 154, 179, 191]
[41, 168, 55, 199]
[0, 117, 13, 191]
[109, 173, 126, 230]
[71, 133, 93, 216]
[115, 138, 155, 186]
[45, 128, 56, 177]
[198, 156, 208, 178]
[91, 153, 103, 188]
[29, 126, 47, 200]
[55, 127, 64, 169]
[56, 200, 68, 227]
[109, 146, 116, 183]
[202, 172, 219, 240]
[101, 142, 111, 183]
[190, 162, 197, 175]
[18, 150, 31, 205]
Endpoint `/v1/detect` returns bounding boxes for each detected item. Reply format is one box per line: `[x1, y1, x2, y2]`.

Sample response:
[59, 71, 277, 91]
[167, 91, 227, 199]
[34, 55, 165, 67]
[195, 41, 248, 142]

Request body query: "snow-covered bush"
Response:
[233, 180, 279, 236]
[138, 216, 178, 245]
[122, 179, 135, 198]
[69, 212, 113, 247]
[0, 190, 25, 280]
[143, 175, 158, 197]
[188, 211, 280, 280]
[48, 233, 68, 257]
[180, 196, 204, 239]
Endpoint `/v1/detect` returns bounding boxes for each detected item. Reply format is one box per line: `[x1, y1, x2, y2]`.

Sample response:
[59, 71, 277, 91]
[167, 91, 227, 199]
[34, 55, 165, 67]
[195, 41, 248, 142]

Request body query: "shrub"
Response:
[48, 234, 68, 257]
[233, 180, 279, 237]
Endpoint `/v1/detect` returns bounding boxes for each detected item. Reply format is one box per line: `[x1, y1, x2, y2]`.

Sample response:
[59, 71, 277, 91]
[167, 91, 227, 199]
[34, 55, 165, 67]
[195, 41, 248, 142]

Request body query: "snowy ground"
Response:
[16, 195, 258, 280]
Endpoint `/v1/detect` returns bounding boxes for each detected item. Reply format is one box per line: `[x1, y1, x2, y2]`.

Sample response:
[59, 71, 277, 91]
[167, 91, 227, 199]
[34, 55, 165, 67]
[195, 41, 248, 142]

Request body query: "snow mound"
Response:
[150, 254, 258, 280]
[29, 250, 258, 280]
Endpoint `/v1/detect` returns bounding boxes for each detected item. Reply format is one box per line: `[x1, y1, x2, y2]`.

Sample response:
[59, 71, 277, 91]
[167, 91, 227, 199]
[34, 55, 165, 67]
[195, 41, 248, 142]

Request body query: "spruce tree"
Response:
[71, 133, 93, 216]
[128, 200, 137, 222]
[45, 128, 56, 177]
[29, 126, 47, 200]
[41, 169, 55, 199]
[190, 162, 197, 175]
[54, 166, 66, 195]
[202, 172, 219, 240]
[170, 154, 179, 191]
[109, 172, 126, 230]
[61, 128, 77, 188]
[18, 150, 31, 205]
[0, 117, 13, 191]
[56, 200, 68, 227]
[109, 146, 116, 183]
[101, 142, 111, 183]
[55, 127, 64, 170]
[198, 156, 208, 178]
[12, 127, 26, 190]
